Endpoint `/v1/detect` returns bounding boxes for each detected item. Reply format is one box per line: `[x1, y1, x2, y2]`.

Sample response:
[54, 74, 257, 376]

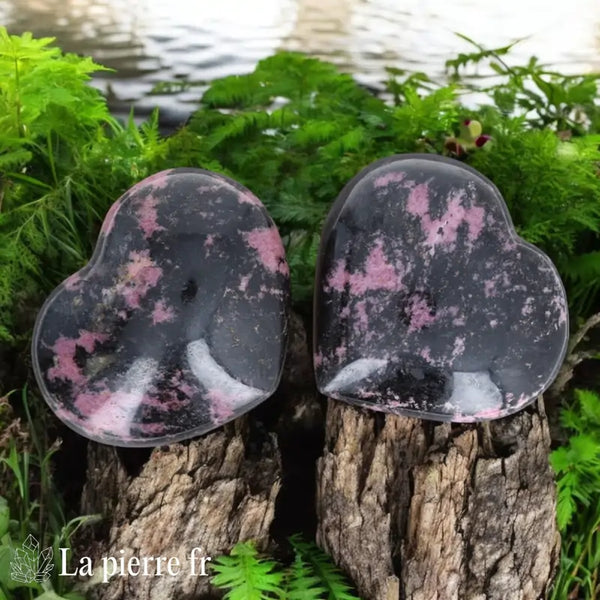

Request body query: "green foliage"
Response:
[2, 34, 600, 336]
[0, 27, 168, 343]
[0, 390, 99, 600]
[467, 128, 600, 294]
[211, 538, 361, 600]
[551, 390, 600, 529]
[211, 541, 284, 600]
[162, 52, 459, 304]
[152, 47, 600, 313]
[286, 553, 327, 600]
[287, 536, 360, 600]
[446, 33, 600, 132]
[550, 390, 600, 599]
[1, 29, 600, 600]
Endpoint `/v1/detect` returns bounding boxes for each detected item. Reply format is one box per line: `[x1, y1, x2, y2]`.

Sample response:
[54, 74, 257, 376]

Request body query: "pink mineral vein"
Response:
[407, 294, 436, 332]
[100, 199, 123, 236]
[74, 385, 112, 415]
[238, 190, 263, 206]
[521, 297, 535, 316]
[64, 272, 82, 291]
[348, 240, 402, 295]
[141, 390, 190, 412]
[136, 194, 165, 239]
[406, 186, 485, 251]
[136, 422, 166, 435]
[325, 241, 404, 294]
[334, 344, 347, 361]
[115, 250, 163, 309]
[84, 358, 157, 437]
[238, 274, 251, 292]
[339, 305, 351, 318]
[206, 389, 235, 424]
[313, 350, 324, 368]
[151, 300, 175, 325]
[243, 227, 289, 276]
[406, 183, 429, 217]
[325, 260, 349, 292]
[551, 294, 568, 326]
[47, 330, 109, 386]
[484, 278, 497, 298]
[451, 336, 466, 360]
[100, 171, 172, 237]
[373, 171, 406, 188]
[169, 370, 195, 398]
[143, 170, 172, 190]
[472, 407, 505, 419]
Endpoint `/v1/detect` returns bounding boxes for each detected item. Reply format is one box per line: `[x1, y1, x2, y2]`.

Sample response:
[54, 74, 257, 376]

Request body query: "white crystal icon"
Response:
[10, 534, 54, 583]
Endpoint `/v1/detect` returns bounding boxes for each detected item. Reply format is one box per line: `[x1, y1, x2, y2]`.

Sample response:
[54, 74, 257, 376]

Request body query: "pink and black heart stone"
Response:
[314, 154, 568, 421]
[33, 168, 289, 446]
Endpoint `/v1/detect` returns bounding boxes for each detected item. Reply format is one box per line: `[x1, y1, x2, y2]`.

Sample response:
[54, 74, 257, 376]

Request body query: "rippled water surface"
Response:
[2, 0, 600, 122]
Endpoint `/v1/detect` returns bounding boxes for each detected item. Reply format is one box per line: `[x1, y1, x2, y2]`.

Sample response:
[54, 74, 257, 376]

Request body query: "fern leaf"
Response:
[211, 541, 284, 600]
[289, 536, 360, 600]
[287, 553, 327, 600]
[577, 389, 600, 424]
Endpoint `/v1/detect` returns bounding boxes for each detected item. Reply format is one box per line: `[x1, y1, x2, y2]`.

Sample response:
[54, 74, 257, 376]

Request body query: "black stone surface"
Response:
[33, 168, 290, 446]
[314, 154, 568, 421]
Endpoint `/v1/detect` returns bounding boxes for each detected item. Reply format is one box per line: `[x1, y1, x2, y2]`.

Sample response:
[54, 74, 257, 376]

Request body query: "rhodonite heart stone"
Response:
[33, 168, 289, 446]
[314, 154, 568, 421]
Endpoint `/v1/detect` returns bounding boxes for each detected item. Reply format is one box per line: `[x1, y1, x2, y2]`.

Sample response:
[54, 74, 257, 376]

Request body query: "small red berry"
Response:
[475, 135, 491, 148]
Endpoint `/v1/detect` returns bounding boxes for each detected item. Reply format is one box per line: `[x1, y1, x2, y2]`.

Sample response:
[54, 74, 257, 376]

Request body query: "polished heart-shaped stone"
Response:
[33, 168, 289, 446]
[314, 154, 568, 421]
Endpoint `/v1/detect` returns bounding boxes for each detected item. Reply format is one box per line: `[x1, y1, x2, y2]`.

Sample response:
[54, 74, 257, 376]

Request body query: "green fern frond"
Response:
[0, 148, 32, 170]
[291, 121, 343, 147]
[564, 251, 600, 315]
[206, 111, 271, 149]
[286, 553, 327, 600]
[211, 541, 284, 600]
[550, 390, 600, 530]
[289, 535, 361, 600]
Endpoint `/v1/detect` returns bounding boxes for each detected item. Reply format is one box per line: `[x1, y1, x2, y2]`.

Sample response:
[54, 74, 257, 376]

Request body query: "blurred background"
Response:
[2, 0, 600, 123]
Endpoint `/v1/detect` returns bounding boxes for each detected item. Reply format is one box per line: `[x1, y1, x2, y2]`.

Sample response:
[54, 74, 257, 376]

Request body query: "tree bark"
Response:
[74, 311, 317, 600]
[79, 418, 281, 600]
[316, 398, 560, 600]
[71, 308, 560, 600]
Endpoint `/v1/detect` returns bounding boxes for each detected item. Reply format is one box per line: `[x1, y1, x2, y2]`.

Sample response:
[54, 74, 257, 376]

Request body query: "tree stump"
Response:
[72, 307, 561, 600]
[316, 398, 560, 600]
[74, 311, 317, 600]
[79, 418, 280, 600]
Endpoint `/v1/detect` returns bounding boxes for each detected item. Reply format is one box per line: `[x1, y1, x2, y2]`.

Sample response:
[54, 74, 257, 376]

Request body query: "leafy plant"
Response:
[211, 537, 361, 600]
[0, 389, 98, 600]
[446, 33, 600, 132]
[1, 28, 600, 600]
[2, 34, 600, 339]
[287, 535, 360, 600]
[161, 51, 459, 305]
[211, 541, 284, 600]
[550, 389, 600, 599]
[153, 47, 600, 314]
[0, 27, 168, 344]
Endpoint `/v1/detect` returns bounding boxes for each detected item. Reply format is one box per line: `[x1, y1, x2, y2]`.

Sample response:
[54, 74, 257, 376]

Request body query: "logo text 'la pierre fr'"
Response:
[10, 535, 212, 584]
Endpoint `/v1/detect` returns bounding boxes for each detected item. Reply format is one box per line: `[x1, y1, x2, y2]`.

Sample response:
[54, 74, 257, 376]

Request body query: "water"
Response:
[2, 0, 600, 124]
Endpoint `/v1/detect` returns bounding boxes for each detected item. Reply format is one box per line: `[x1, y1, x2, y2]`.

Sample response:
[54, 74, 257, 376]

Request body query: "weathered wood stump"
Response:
[74, 312, 316, 600]
[79, 419, 280, 600]
[316, 398, 560, 600]
[73, 308, 562, 600]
